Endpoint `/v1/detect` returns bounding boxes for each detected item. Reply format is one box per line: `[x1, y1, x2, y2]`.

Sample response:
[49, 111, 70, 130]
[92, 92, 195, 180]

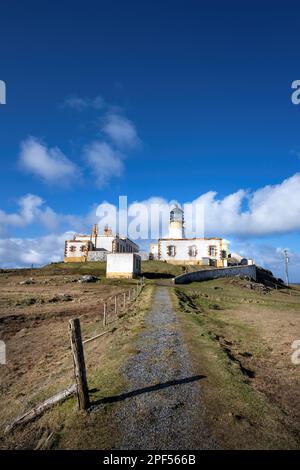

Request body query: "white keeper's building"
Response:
[64, 225, 139, 263]
[150, 206, 228, 267]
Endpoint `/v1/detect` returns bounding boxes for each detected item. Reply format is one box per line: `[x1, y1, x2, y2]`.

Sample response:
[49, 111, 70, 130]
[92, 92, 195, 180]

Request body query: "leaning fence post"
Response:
[103, 302, 107, 326]
[69, 318, 90, 410]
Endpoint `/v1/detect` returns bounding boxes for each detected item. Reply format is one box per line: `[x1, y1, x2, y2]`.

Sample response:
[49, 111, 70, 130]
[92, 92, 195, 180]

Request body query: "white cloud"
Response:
[2, 173, 300, 274]
[0, 193, 91, 237]
[19, 97, 141, 189]
[83, 141, 124, 188]
[191, 173, 300, 237]
[92, 174, 300, 239]
[19, 137, 79, 185]
[3, 173, 300, 240]
[102, 113, 139, 148]
[0, 232, 72, 268]
[0, 194, 43, 234]
[62, 95, 104, 111]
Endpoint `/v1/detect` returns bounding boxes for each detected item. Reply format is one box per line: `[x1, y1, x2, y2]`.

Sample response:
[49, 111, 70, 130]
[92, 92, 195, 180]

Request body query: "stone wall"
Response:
[87, 251, 108, 262]
[174, 265, 257, 284]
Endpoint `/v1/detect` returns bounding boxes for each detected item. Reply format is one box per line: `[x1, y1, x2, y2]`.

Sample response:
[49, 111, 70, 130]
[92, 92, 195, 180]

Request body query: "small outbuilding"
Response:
[106, 253, 141, 279]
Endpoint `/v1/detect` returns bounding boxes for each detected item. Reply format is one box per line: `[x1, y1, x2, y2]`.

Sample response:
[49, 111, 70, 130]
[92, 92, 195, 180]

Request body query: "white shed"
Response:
[106, 253, 141, 279]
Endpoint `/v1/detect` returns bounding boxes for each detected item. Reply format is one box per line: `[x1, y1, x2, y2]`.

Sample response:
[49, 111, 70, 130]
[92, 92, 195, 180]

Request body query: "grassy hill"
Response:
[39, 260, 212, 280]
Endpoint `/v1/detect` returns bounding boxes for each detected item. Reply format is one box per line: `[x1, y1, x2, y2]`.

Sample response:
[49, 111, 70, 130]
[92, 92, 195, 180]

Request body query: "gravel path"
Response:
[116, 286, 216, 450]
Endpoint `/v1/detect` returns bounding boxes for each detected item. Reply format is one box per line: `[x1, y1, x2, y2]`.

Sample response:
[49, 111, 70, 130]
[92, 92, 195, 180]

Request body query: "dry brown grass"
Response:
[173, 278, 300, 449]
[0, 266, 147, 449]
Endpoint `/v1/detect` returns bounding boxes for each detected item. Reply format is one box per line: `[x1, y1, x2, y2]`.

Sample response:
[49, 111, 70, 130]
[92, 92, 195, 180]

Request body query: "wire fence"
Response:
[4, 278, 145, 433]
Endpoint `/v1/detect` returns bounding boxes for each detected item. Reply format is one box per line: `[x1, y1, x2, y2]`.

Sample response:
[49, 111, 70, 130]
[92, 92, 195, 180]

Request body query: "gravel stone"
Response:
[115, 286, 216, 450]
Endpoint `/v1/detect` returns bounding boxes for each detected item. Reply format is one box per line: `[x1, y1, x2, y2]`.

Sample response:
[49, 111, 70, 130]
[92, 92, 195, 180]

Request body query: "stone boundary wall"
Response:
[174, 265, 257, 284]
[87, 251, 108, 262]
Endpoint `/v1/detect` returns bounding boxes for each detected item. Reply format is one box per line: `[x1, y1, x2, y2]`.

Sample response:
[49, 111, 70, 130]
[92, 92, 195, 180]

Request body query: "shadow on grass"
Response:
[142, 273, 175, 279]
[90, 375, 206, 408]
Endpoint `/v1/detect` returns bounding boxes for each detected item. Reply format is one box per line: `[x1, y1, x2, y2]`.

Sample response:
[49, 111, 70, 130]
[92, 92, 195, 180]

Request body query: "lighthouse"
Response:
[169, 205, 185, 239]
[149, 203, 228, 265]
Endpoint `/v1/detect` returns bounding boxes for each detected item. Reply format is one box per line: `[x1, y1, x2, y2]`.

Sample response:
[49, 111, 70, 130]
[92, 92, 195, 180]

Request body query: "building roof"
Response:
[158, 237, 223, 241]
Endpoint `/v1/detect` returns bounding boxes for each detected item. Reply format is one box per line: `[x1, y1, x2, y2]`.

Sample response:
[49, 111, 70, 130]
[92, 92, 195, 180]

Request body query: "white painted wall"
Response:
[150, 243, 158, 254]
[159, 238, 224, 262]
[106, 253, 141, 278]
[70, 234, 138, 253]
[65, 240, 90, 259]
[169, 223, 184, 239]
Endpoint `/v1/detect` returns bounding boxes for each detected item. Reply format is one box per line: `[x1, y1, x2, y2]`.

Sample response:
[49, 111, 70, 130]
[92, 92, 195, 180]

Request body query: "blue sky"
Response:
[1, 0, 300, 280]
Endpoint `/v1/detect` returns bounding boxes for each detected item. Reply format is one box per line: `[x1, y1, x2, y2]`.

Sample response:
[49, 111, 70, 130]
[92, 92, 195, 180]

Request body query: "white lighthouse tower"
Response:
[169, 205, 185, 239]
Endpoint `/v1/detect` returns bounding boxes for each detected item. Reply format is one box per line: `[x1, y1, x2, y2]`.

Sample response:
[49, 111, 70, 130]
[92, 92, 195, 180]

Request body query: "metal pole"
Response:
[284, 249, 289, 286]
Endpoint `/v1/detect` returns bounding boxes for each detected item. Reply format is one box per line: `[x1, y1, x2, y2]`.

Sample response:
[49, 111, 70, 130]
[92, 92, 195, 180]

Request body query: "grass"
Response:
[54, 285, 154, 449]
[2, 284, 154, 450]
[43, 260, 192, 281]
[173, 278, 300, 449]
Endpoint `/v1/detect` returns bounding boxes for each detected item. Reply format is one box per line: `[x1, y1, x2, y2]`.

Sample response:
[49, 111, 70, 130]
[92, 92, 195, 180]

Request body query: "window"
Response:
[188, 245, 197, 257]
[167, 245, 176, 257]
[80, 245, 87, 252]
[208, 245, 217, 257]
[69, 246, 76, 253]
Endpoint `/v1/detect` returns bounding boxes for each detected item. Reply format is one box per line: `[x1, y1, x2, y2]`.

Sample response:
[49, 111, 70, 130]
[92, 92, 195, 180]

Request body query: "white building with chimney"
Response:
[150, 206, 228, 266]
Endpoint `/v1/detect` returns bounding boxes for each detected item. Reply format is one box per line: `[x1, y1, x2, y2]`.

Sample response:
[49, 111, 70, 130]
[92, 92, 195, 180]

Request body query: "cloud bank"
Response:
[2, 173, 300, 238]
[192, 173, 300, 237]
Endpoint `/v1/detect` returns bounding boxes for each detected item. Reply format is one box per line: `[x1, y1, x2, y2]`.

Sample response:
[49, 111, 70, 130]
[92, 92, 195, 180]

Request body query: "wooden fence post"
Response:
[69, 318, 90, 410]
[103, 302, 107, 326]
[128, 289, 131, 301]
[114, 296, 117, 315]
[123, 292, 126, 309]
